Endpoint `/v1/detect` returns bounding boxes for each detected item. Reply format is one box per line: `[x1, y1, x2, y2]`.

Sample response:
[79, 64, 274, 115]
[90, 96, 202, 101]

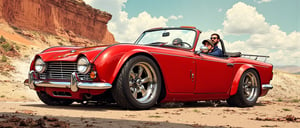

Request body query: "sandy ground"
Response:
[0, 99, 299, 128]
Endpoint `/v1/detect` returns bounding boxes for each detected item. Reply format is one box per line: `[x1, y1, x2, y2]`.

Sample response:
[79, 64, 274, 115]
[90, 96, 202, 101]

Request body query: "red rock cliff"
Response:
[0, 0, 115, 44]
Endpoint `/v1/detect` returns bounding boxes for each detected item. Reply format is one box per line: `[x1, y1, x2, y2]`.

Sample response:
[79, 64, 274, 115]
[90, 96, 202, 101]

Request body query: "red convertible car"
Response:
[24, 26, 273, 109]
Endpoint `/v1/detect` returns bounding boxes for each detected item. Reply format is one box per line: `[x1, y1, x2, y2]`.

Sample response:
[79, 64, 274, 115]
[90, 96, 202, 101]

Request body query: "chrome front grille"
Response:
[39, 61, 92, 81]
[48, 62, 76, 80]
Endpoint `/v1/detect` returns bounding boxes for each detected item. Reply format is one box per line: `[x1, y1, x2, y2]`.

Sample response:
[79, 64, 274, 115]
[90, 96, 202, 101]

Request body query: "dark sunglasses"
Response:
[211, 37, 218, 40]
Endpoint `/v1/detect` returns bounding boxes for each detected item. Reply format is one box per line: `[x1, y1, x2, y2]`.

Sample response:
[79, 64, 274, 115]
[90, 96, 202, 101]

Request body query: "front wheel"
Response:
[227, 69, 261, 107]
[112, 55, 161, 110]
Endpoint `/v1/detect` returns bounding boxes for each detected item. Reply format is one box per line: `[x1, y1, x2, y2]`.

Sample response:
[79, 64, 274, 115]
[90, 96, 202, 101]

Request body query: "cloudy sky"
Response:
[83, 0, 300, 67]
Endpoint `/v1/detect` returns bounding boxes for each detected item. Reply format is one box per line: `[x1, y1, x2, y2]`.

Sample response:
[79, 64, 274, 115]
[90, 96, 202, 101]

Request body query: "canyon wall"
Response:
[0, 0, 116, 44]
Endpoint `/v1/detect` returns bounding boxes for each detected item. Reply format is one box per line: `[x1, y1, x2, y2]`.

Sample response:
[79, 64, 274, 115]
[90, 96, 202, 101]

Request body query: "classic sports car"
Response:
[24, 26, 273, 109]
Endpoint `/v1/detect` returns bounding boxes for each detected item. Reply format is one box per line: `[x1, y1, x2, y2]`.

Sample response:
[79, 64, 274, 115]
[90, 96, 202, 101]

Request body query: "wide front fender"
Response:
[109, 49, 153, 84]
[229, 64, 255, 96]
[95, 47, 153, 85]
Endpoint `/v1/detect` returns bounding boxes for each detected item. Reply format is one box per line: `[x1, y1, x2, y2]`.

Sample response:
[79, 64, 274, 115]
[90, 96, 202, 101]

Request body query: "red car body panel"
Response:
[25, 26, 273, 104]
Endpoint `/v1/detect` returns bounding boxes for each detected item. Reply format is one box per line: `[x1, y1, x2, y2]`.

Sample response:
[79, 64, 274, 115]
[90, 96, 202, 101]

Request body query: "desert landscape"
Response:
[1, 0, 300, 128]
[1, 22, 300, 127]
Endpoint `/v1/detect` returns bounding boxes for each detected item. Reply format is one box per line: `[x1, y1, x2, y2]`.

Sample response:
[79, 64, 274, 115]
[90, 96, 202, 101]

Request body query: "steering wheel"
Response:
[180, 42, 192, 48]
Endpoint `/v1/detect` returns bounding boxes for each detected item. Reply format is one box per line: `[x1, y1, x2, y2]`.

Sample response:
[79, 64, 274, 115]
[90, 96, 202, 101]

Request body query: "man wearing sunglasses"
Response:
[211, 33, 220, 46]
[209, 33, 223, 57]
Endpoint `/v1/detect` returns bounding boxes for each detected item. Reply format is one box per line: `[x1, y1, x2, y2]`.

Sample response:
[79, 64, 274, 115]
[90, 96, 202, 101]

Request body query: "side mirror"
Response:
[200, 46, 208, 52]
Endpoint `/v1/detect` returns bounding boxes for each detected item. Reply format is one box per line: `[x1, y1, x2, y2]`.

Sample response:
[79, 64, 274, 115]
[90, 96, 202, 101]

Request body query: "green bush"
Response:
[1, 55, 8, 62]
[1, 43, 13, 52]
[0, 35, 6, 43]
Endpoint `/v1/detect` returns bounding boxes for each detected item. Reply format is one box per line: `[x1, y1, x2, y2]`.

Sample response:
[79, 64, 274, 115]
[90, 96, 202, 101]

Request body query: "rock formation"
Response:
[0, 0, 116, 44]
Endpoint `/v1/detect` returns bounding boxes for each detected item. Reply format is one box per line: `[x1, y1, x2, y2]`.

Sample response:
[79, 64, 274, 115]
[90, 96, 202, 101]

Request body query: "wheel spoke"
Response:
[140, 85, 147, 97]
[130, 71, 136, 79]
[138, 66, 144, 78]
[141, 77, 150, 84]
[132, 89, 138, 99]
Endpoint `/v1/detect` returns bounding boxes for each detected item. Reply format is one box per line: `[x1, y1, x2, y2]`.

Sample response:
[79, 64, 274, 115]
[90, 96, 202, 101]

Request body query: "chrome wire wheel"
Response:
[128, 62, 158, 104]
[242, 72, 259, 102]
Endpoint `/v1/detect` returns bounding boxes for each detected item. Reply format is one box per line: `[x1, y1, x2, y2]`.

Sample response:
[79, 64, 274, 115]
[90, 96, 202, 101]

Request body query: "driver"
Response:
[201, 39, 223, 57]
[172, 38, 183, 47]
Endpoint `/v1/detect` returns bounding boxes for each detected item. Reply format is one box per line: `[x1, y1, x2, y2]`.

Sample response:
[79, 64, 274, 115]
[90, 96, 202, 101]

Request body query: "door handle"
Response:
[227, 63, 234, 67]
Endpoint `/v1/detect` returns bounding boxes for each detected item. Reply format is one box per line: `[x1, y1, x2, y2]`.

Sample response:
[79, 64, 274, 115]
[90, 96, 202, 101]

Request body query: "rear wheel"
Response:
[37, 91, 73, 106]
[227, 69, 261, 107]
[112, 55, 161, 110]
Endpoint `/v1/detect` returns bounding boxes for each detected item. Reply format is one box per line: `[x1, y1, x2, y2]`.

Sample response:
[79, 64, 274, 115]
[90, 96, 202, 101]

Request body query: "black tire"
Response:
[37, 91, 74, 106]
[112, 55, 162, 110]
[226, 69, 261, 107]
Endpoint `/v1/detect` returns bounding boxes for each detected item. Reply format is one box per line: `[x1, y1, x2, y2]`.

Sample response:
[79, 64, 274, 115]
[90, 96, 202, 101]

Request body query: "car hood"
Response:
[38, 46, 108, 62]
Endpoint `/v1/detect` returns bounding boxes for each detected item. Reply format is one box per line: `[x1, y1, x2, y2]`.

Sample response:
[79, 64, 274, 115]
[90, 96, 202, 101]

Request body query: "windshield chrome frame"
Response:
[134, 27, 199, 50]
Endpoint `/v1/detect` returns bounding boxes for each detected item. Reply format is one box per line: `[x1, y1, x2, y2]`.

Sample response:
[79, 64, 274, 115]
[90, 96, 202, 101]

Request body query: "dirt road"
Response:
[0, 99, 299, 128]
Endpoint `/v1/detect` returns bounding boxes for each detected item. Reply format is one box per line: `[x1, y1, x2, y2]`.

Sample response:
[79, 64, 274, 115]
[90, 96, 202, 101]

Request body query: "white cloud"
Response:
[224, 2, 300, 66]
[218, 8, 223, 12]
[168, 15, 183, 20]
[223, 2, 269, 35]
[83, 0, 94, 5]
[255, 0, 272, 4]
[83, 0, 171, 42]
[109, 11, 168, 42]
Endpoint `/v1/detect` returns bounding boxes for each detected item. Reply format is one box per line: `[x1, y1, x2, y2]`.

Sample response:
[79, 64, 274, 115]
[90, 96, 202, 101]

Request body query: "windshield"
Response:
[135, 29, 196, 49]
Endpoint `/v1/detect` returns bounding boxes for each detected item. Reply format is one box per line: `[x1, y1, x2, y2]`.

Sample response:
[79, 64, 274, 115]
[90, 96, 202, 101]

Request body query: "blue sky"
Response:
[84, 0, 300, 66]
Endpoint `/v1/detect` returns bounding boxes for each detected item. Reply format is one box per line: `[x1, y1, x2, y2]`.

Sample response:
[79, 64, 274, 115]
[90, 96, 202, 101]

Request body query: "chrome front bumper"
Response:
[24, 70, 112, 92]
[260, 84, 273, 96]
[262, 84, 273, 90]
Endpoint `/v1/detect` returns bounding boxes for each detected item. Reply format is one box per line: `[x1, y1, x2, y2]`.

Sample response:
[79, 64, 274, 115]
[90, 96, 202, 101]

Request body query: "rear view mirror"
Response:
[162, 32, 169, 37]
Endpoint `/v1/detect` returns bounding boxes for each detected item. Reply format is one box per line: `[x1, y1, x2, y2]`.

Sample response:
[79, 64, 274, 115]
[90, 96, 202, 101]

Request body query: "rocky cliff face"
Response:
[0, 0, 116, 44]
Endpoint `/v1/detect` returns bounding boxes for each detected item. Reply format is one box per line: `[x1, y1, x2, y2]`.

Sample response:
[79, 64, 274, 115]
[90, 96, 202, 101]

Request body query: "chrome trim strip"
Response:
[262, 84, 273, 90]
[24, 70, 112, 92]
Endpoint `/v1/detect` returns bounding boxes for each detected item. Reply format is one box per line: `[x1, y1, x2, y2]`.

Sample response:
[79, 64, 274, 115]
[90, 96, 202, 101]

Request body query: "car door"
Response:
[194, 54, 234, 94]
[152, 50, 196, 93]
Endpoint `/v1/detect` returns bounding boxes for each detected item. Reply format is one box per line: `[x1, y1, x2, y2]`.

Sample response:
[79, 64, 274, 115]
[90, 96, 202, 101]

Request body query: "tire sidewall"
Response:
[119, 56, 161, 109]
[237, 69, 261, 106]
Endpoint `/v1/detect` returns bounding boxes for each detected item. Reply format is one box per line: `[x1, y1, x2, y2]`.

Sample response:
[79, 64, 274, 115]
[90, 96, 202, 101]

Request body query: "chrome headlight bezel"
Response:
[77, 57, 91, 74]
[34, 58, 46, 73]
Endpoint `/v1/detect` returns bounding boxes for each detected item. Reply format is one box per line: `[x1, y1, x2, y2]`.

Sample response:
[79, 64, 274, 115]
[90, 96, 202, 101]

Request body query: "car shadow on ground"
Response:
[0, 112, 229, 128]
[19, 100, 267, 111]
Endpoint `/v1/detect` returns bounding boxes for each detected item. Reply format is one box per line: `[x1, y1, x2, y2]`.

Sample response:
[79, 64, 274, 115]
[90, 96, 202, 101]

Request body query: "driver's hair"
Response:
[211, 33, 220, 39]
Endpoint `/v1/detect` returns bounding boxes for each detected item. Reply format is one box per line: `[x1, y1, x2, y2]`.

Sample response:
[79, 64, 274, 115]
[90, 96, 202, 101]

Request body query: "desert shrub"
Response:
[1, 43, 13, 52]
[291, 99, 300, 103]
[58, 42, 63, 46]
[0, 35, 6, 43]
[11, 25, 20, 30]
[1, 55, 8, 62]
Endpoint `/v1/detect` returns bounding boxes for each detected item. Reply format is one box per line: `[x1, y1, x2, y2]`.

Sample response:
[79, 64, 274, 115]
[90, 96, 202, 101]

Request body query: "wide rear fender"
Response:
[229, 64, 255, 96]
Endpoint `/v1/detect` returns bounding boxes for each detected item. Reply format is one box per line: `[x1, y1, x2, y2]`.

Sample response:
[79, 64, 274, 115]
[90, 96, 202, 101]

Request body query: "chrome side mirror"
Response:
[200, 46, 208, 52]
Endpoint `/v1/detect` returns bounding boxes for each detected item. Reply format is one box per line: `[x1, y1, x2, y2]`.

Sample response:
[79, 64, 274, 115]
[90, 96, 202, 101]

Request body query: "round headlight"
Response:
[35, 58, 46, 73]
[77, 57, 91, 74]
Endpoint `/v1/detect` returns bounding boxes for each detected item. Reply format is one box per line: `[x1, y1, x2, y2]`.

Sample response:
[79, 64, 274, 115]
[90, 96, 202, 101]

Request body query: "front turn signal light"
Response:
[90, 71, 97, 79]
